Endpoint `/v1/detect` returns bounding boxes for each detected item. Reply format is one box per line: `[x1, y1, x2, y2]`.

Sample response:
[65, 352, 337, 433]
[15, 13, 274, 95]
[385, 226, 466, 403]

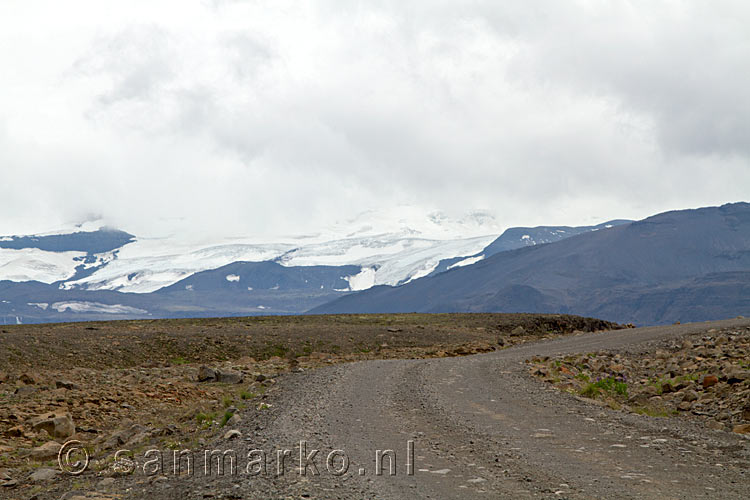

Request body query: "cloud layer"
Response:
[1, 0, 748, 239]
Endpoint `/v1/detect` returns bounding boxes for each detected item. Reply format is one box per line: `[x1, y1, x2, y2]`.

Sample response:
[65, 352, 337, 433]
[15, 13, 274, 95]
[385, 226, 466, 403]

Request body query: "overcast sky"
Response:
[1, 1, 749, 239]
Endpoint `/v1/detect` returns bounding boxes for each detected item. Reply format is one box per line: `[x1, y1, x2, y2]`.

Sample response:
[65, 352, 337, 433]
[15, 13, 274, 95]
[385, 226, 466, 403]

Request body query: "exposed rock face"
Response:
[197, 366, 244, 384]
[98, 420, 150, 449]
[224, 429, 242, 440]
[28, 441, 61, 460]
[18, 373, 42, 385]
[216, 370, 244, 384]
[30, 412, 75, 439]
[197, 366, 217, 382]
[29, 468, 58, 482]
[55, 380, 81, 390]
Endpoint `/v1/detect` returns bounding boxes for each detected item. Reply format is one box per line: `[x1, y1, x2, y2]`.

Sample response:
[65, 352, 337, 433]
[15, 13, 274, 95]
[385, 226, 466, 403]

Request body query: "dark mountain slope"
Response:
[0, 228, 134, 253]
[427, 219, 631, 276]
[310, 203, 750, 325]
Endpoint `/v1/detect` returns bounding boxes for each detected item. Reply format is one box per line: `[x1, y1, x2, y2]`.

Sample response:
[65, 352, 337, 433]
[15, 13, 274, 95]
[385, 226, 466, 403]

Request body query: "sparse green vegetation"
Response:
[580, 376, 628, 398]
[219, 410, 234, 427]
[195, 412, 216, 428]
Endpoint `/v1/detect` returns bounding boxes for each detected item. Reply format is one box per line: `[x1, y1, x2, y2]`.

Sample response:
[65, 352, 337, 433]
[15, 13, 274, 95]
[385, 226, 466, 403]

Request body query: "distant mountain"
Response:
[428, 220, 632, 275]
[0, 260, 361, 323]
[310, 203, 750, 325]
[0, 209, 500, 323]
[481, 220, 633, 256]
[0, 228, 134, 253]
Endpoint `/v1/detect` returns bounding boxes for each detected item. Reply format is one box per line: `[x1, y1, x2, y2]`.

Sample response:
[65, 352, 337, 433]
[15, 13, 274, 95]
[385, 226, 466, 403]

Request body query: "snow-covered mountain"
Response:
[1, 208, 500, 294]
[0, 208, 635, 323]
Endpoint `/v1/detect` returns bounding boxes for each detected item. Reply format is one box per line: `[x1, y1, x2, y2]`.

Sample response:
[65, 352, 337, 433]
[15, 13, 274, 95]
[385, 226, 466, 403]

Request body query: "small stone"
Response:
[732, 424, 750, 435]
[55, 380, 80, 390]
[702, 375, 719, 389]
[216, 369, 243, 384]
[1, 479, 17, 488]
[29, 441, 61, 460]
[255, 374, 267, 382]
[97, 477, 116, 489]
[224, 430, 242, 440]
[643, 385, 659, 396]
[682, 390, 699, 402]
[677, 401, 692, 411]
[725, 370, 748, 385]
[18, 373, 41, 385]
[197, 366, 217, 382]
[29, 468, 58, 482]
[14, 386, 36, 396]
[511, 326, 526, 336]
[706, 420, 725, 431]
[5, 426, 24, 438]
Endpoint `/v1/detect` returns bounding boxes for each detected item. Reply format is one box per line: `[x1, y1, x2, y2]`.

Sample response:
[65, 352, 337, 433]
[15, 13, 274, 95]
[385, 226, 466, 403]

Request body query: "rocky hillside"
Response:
[528, 322, 750, 434]
[312, 202, 750, 325]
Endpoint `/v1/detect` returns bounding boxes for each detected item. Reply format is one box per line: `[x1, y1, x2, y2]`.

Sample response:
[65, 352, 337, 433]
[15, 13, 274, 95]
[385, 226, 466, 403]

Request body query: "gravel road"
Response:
[128, 318, 750, 499]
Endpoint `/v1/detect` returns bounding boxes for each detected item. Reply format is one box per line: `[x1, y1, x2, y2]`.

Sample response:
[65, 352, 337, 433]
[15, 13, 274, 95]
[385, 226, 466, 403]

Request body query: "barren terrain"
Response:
[0, 313, 618, 499]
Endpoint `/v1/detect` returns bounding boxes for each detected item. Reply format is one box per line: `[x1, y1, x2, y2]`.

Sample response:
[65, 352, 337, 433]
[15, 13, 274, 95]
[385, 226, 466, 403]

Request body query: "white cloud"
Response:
[0, 1, 748, 239]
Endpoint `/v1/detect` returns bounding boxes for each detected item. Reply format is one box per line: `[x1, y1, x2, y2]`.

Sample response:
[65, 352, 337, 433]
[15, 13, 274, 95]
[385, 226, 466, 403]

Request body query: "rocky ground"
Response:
[81, 317, 750, 500]
[0, 313, 618, 499]
[528, 323, 750, 434]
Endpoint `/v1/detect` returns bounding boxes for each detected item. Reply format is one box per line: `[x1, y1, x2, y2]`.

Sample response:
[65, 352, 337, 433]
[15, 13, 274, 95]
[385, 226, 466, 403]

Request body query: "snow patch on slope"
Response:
[61, 241, 293, 293]
[345, 267, 377, 291]
[50, 301, 148, 314]
[447, 255, 485, 270]
[0, 248, 86, 283]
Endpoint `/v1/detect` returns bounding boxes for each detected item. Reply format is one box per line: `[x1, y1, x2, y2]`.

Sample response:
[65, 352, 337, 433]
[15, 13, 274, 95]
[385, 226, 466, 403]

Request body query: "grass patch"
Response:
[239, 390, 255, 400]
[264, 343, 289, 359]
[632, 406, 674, 418]
[170, 356, 190, 365]
[580, 376, 628, 398]
[219, 410, 234, 428]
[195, 412, 216, 429]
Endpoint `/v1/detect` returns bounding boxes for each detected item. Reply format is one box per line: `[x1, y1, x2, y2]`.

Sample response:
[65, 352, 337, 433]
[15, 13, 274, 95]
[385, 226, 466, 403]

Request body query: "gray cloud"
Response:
[0, 0, 748, 239]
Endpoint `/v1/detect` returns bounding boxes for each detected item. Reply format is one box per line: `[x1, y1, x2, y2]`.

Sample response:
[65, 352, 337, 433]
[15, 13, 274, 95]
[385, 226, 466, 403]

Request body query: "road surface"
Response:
[133, 318, 750, 499]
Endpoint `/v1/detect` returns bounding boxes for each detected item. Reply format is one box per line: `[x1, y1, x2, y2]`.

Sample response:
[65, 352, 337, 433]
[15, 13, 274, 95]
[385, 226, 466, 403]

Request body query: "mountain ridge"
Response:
[309, 202, 750, 325]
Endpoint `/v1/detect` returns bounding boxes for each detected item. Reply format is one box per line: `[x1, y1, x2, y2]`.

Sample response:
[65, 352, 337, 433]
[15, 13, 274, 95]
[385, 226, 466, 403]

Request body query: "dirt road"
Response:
[124, 318, 750, 499]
